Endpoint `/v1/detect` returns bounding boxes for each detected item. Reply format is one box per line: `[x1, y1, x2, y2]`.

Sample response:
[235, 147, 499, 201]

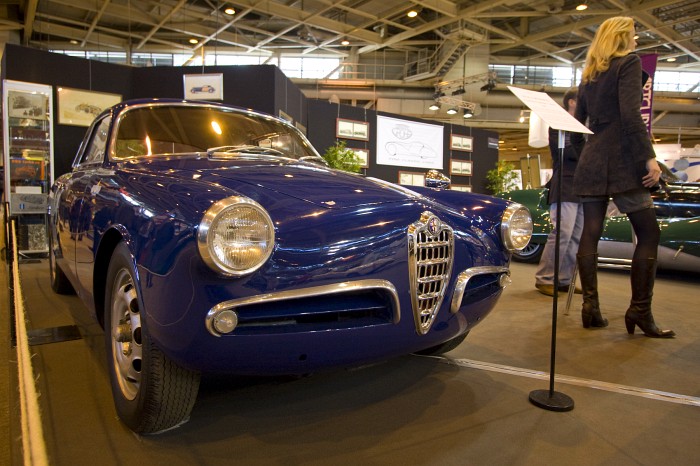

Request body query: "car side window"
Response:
[80, 116, 111, 166]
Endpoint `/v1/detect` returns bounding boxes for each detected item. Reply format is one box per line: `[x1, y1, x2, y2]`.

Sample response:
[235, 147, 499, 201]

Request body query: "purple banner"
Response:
[640, 54, 657, 135]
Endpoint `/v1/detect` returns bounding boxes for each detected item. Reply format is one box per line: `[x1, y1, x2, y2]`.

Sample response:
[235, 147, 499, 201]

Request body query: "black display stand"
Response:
[507, 86, 593, 412]
[528, 130, 574, 412]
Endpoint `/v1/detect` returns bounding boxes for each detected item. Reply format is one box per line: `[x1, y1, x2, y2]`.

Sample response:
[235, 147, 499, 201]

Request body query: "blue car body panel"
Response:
[50, 99, 516, 375]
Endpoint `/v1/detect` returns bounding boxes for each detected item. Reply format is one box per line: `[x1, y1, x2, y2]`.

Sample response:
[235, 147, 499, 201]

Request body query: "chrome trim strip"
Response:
[205, 279, 400, 337]
[450, 266, 510, 314]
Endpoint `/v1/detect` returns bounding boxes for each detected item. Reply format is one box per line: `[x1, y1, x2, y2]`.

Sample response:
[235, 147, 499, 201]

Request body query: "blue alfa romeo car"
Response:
[48, 99, 532, 433]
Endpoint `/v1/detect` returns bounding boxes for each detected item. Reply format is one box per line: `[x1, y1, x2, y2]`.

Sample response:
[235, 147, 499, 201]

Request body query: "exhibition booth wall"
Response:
[1, 44, 497, 192]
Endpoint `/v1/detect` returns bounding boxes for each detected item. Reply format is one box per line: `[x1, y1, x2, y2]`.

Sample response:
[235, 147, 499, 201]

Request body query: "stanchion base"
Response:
[529, 389, 574, 412]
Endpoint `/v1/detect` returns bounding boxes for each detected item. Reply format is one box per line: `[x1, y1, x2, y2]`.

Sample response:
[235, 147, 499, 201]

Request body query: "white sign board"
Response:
[508, 86, 592, 134]
[376, 115, 443, 169]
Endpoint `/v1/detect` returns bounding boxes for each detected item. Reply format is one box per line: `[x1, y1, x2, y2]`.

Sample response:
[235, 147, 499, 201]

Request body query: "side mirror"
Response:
[424, 170, 451, 189]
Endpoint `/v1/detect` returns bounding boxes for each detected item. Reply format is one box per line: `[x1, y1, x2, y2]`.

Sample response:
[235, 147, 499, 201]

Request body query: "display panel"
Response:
[376, 115, 443, 170]
[3, 79, 54, 253]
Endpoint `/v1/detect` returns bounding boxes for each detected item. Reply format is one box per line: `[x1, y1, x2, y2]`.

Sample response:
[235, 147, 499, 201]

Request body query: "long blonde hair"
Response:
[581, 17, 635, 84]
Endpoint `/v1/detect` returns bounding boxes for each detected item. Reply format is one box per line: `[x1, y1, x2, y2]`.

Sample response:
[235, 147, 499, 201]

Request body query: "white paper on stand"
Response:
[528, 112, 550, 148]
[508, 86, 592, 134]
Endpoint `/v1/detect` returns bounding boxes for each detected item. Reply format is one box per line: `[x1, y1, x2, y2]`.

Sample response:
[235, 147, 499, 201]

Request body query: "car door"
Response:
[67, 116, 112, 298]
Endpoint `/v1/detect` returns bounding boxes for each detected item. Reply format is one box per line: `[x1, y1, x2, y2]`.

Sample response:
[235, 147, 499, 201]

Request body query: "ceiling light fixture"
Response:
[224, 7, 236, 15]
[452, 87, 466, 96]
[189, 38, 199, 44]
[341, 38, 350, 46]
[446, 107, 458, 115]
[407, 9, 419, 18]
[428, 102, 441, 111]
[463, 108, 474, 118]
[666, 57, 677, 62]
[576, 4, 588, 11]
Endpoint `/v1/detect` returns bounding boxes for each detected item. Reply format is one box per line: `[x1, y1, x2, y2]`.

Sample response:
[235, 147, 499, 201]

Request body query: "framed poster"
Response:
[278, 109, 293, 123]
[398, 171, 425, 187]
[336, 118, 369, 141]
[450, 159, 472, 176]
[57, 87, 122, 126]
[377, 115, 443, 170]
[450, 134, 473, 151]
[7, 90, 48, 120]
[184, 73, 224, 100]
[350, 148, 369, 168]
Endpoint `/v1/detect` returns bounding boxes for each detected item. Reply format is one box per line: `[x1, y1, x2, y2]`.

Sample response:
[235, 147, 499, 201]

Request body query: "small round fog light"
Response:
[499, 272, 512, 288]
[213, 310, 238, 334]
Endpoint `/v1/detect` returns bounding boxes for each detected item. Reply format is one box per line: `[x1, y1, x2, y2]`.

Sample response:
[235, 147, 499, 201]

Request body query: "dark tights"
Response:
[579, 202, 660, 260]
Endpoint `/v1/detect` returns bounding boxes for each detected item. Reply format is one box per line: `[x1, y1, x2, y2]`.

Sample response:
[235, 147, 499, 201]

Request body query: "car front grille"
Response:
[408, 212, 454, 335]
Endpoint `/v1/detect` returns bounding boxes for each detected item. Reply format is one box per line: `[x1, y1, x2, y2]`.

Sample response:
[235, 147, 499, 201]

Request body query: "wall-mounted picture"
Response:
[279, 109, 293, 123]
[58, 87, 122, 127]
[8, 90, 49, 121]
[450, 159, 473, 175]
[184, 73, 224, 100]
[350, 148, 369, 168]
[377, 115, 443, 170]
[398, 171, 426, 187]
[450, 134, 473, 151]
[337, 118, 369, 141]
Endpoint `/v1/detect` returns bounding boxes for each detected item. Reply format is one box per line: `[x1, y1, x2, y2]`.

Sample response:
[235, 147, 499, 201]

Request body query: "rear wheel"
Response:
[105, 242, 200, 434]
[415, 332, 469, 356]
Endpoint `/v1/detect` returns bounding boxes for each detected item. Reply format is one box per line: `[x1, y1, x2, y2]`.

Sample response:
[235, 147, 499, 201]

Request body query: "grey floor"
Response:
[3, 256, 699, 466]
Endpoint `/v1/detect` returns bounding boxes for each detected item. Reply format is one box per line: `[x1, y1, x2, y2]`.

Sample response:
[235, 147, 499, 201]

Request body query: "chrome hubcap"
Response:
[110, 269, 142, 401]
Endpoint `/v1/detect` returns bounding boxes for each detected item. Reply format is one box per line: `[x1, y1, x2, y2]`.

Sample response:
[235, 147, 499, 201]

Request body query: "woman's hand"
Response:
[642, 158, 661, 188]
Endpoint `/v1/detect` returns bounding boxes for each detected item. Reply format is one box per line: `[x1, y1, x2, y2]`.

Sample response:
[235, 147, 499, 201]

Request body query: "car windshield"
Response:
[112, 105, 320, 161]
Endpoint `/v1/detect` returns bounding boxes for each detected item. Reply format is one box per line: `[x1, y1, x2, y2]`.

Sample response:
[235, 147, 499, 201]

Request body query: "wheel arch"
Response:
[93, 226, 134, 328]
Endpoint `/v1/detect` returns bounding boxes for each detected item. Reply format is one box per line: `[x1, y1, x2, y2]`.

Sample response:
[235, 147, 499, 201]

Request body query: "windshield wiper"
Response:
[206, 145, 285, 157]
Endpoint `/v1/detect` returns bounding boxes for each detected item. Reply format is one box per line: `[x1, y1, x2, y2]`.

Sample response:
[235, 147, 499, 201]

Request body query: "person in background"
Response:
[571, 16, 674, 337]
[535, 87, 584, 298]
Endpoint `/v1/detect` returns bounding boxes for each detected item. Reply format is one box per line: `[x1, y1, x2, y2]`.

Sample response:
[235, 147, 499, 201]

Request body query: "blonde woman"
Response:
[570, 16, 674, 337]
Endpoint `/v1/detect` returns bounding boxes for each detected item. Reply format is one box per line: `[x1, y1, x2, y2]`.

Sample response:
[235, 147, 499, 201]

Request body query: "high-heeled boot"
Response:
[624, 258, 675, 338]
[577, 253, 608, 328]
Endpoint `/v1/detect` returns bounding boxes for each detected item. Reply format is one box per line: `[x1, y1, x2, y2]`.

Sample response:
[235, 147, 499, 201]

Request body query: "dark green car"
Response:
[496, 183, 700, 273]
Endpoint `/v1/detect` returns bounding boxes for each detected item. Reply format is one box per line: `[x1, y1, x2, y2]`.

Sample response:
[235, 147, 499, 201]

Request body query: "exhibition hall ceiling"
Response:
[1, 0, 699, 152]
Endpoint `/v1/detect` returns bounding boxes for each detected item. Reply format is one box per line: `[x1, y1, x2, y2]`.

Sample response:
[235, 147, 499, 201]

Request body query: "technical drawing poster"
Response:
[376, 115, 443, 169]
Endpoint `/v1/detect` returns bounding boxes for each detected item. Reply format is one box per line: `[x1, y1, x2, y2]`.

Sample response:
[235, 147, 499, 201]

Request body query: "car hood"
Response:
[125, 156, 420, 209]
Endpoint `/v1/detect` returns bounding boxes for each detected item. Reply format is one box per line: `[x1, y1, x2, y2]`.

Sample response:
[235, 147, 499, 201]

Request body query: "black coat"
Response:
[547, 127, 580, 204]
[571, 53, 655, 196]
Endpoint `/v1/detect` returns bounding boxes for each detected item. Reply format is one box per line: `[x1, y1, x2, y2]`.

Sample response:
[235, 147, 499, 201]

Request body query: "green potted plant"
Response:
[322, 140, 363, 173]
[486, 160, 519, 194]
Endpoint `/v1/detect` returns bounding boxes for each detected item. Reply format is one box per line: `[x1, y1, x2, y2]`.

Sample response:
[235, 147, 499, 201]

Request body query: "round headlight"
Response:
[198, 196, 275, 276]
[501, 203, 533, 252]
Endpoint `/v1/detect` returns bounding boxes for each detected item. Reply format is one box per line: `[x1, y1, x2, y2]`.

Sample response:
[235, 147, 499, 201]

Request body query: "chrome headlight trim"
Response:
[500, 203, 533, 252]
[197, 196, 275, 276]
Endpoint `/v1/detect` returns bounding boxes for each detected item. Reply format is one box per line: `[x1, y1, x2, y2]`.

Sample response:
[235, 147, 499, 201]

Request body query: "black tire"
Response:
[415, 332, 469, 356]
[512, 242, 544, 263]
[104, 242, 200, 434]
[49, 233, 75, 294]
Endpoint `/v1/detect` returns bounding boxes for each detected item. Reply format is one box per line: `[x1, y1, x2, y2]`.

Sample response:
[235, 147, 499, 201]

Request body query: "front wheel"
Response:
[512, 242, 544, 263]
[414, 332, 469, 356]
[104, 242, 200, 434]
